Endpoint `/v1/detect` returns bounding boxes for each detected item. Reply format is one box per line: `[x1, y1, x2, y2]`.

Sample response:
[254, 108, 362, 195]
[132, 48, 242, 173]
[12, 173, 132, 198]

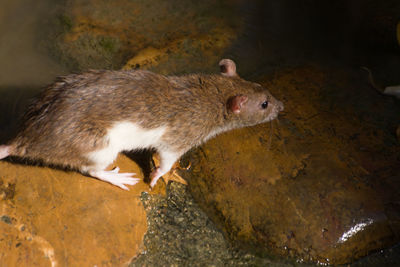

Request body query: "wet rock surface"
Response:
[130, 182, 400, 266]
[184, 65, 400, 264]
[130, 181, 307, 267]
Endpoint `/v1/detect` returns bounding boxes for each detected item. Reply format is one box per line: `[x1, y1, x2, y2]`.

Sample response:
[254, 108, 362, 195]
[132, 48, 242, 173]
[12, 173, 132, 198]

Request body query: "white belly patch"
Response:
[85, 121, 166, 170]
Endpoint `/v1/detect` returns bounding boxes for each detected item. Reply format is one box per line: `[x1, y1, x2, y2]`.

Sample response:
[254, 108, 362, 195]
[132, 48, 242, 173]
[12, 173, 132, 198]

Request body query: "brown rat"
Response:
[0, 59, 284, 190]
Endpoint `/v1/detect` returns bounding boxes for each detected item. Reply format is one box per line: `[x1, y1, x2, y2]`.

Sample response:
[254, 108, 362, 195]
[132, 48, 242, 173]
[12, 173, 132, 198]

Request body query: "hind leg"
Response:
[88, 167, 140, 190]
[84, 148, 140, 190]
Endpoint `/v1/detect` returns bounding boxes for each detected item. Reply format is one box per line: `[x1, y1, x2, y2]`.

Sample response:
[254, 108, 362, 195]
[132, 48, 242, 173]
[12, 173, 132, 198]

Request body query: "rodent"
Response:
[0, 59, 284, 190]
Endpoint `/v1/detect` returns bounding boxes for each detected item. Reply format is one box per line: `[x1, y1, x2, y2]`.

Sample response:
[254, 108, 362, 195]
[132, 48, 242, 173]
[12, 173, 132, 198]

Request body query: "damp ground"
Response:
[130, 182, 400, 266]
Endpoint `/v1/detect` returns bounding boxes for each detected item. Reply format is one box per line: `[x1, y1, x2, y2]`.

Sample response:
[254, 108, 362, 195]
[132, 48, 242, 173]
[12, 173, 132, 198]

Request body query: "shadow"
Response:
[228, 0, 400, 83]
[0, 86, 40, 144]
[125, 150, 155, 184]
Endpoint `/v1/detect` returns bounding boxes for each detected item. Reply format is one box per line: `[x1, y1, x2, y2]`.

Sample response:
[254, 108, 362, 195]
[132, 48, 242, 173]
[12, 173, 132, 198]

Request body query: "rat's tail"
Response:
[0, 145, 11, 160]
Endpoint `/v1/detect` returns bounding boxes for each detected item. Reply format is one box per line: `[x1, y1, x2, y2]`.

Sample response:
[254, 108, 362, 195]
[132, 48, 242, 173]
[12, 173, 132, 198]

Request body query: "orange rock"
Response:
[0, 154, 152, 266]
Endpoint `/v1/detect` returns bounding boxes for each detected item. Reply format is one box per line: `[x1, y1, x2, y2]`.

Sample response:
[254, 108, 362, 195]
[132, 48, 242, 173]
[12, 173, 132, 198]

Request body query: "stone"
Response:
[0, 154, 152, 266]
[183, 66, 400, 265]
[49, 0, 242, 71]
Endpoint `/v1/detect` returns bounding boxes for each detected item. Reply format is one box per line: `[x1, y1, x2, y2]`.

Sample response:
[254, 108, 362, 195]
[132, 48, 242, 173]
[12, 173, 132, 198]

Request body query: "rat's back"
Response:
[0, 59, 284, 190]
[8, 69, 166, 168]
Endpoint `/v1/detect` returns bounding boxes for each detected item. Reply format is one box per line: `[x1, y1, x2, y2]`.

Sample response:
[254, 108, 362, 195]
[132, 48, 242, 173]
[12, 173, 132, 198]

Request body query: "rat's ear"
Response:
[227, 95, 248, 114]
[219, 59, 237, 77]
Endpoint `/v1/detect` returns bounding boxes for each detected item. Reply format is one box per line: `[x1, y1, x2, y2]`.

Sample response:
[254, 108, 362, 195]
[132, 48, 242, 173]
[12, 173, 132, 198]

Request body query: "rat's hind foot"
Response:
[89, 167, 140, 190]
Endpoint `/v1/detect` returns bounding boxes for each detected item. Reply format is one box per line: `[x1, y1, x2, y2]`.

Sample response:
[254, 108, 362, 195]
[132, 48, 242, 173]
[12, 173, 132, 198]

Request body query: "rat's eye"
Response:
[261, 101, 268, 109]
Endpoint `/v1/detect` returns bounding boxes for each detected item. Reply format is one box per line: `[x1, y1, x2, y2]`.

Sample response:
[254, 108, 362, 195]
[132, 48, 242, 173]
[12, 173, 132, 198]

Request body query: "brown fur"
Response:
[6, 61, 283, 172]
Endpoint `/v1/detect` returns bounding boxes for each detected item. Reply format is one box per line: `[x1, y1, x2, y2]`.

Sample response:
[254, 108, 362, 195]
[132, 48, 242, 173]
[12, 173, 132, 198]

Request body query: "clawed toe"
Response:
[89, 168, 141, 190]
[111, 167, 120, 173]
[120, 177, 140, 185]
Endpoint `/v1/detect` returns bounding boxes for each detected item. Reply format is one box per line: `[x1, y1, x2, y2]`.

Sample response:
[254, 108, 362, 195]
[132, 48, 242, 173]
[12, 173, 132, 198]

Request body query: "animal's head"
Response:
[220, 59, 284, 127]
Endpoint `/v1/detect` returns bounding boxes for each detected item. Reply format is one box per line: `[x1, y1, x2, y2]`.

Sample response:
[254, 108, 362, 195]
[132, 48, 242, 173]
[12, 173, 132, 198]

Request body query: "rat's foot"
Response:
[149, 167, 163, 188]
[149, 150, 180, 188]
[89, 167, 140, 190]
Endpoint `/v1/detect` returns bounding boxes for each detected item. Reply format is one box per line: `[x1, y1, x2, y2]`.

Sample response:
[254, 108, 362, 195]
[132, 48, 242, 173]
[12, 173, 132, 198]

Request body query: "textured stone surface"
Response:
[48, 0, 241, 72]
[184, 66, 400, 264]
[0, 154, 149, 266]
[131, 181, 315, 267]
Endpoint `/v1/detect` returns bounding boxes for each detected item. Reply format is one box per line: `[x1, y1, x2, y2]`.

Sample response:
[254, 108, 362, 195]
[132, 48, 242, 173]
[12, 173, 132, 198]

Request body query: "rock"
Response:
[122, 26, 238, 75]
[48, 0, 241, 71]
[183, 66, 400, 265]
[130, 182, 282, 266]
[0, 154, 151, 266]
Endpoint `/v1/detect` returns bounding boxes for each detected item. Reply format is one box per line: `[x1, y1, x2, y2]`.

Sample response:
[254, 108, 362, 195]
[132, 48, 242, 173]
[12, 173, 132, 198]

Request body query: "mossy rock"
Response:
[46, 0, 242, 72]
